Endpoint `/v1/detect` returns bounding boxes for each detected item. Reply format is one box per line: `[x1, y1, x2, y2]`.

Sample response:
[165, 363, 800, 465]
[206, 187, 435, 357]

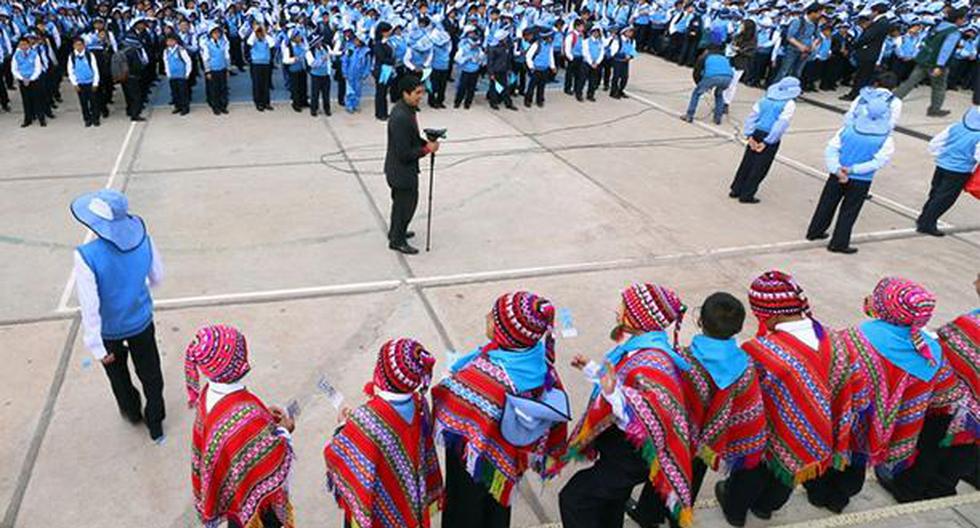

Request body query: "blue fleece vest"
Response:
[532, 41, 552, 70]
[205, 39, 228, 71]
[756, 97, 788, 134]
[288, 43, 306, 72]
[13, 48, 37, 78]
[936, 121, 980, 173]
[165, 47, 187, 78]
[586, 38, 603, 62]
[250, 39, 271, 64]
[703, 53, 733, 78]
[78, 237, 154, 340]
[570, 32, 583, 57]
[71, 52, 95, 84]
[309, 48, 330, 77]
[839, 125, 889, 181]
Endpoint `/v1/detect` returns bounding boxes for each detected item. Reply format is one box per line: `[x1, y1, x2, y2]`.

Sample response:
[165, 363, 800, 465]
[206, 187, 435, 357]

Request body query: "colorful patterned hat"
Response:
[748, 270, 825, 339]
[620, 283, 686, 346]
[370, 338, 435, 394]
[184, 324, 251, 407]
[488, 291, 555, 351]
[865, 276, 938, 365]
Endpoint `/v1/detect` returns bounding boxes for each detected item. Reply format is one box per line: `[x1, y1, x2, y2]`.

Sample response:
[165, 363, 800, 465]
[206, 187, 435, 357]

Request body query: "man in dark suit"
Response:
[385, 74, 440, 255]
[841, 2, 892, 101]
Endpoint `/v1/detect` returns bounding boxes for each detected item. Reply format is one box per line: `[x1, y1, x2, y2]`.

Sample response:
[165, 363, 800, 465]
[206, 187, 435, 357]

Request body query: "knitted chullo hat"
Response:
[617, 283, 686, 346]
[864, 276, 938, 365]
[184, 324, 251, 407]
[486, 291, 556, 354]
[748, 270, 826, 340]
[367, 338, 435, 395]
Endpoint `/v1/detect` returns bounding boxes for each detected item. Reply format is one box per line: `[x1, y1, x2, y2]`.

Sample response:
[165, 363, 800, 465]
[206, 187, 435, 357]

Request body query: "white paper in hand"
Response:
[317, 375, 345, 410]
[286, 399, 301, 419]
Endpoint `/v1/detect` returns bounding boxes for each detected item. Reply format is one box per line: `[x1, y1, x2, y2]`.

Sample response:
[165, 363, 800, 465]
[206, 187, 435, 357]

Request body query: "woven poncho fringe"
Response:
[564, 349, 695, 528]
[937, 313, 980, 447]
[431, 355, 567, 506]
[324, 394, 443, 528]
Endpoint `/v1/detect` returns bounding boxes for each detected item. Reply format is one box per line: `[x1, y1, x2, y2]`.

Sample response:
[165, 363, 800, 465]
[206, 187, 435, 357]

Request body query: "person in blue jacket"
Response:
[453, 25, 484, 109]
[916, 106, 980, 237]
[805, 98, 895, 254]
[608, 25, 636, 99]
[306, 34, 332, 117]
[524, 27, 557, 108]
[247, 23, 276, 111]
[201, 23, 230, 115]
[681, 34, 732, 125]
[429, 22, 452, 108]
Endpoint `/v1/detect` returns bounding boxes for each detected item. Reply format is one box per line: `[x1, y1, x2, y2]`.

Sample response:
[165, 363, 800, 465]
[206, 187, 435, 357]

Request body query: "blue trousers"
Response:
[686, 75, 731, 121]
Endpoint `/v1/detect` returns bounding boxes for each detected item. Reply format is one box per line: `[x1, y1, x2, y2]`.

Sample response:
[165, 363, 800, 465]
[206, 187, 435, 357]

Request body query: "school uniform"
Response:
[453, 35, 483, 109]
[806, 99, 895, 253]
[916, 108, 980, 235]
[306, 45, 332, 116]
[67, 48, 101, 126]
[486, 33, 515, 110]
[563, 29, 585, 98]
[341, 40, 370, 112]
[119, 38, 146, 121]
[201, 34, 230, 114]
[608, 31, 636, 98]
[429, 29, 452, 108]
[582, 32, 605, 100]
[11, 45, 44, 126]
[0, 34, 10, 111]
[524, 34, 556, 107]
[373, 36, 395, 119]
[163, 44, 192, 115]
[729, 78, 799, 202]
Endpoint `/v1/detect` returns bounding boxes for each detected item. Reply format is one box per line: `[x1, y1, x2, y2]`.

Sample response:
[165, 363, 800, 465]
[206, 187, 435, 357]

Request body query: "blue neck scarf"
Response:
[860, 319, 942, 382]
[689, 334, 748, 390]
[604, 331, 691, 371]
[451, 339, 548, 393]
[387, 397, 416, 424]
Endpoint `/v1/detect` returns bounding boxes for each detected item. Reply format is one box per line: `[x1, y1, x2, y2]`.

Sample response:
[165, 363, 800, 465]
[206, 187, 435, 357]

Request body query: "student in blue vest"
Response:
[563, 19, 585, 99]
[67, 37, 101, 127]
[805, 98, 895, 255]
[429, 23, 452, 108]
[71, 190, 167, 444]
[681, 35, 732, 125]
[282, 29, 308, 113]
[916, 106, 980, 237]
[729, 76, 800, 204]
[163, 34, 192, 116]
[247, 23, 275, 111]
[581, 25, 605, 102]
[524, 27, 556, 108]
[608, 26, 636, 99]
[11, 35, 44, 127]
[486, 28, 517, 110]
[201, 23, 230, 115]
[453, 25, 483, 109]
[306, 34, 332, 117]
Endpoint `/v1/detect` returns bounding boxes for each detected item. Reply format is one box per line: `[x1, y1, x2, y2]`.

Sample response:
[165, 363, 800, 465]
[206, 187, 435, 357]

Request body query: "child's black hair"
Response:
[700, 292, 746, 339]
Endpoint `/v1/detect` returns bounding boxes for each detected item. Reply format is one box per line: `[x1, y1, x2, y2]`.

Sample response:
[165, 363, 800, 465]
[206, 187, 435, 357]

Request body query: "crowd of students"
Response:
[2, 0, 978, 128]
[68, 187, 979, 528]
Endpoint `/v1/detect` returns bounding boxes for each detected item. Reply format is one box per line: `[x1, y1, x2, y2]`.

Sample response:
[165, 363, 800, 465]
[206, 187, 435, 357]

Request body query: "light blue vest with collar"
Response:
[756, 97, 788, 134]
[586, 38, 603, 62]
[77, 237, 154, 340]
[14, 47, 37, 78]
[250, 39, 271, 64]
[532, 41, 552, 70]
[936, 120, 980, 173]
[571, 32, 583, 57]
[165, 47, 187, 78]
[839, 124, 889, 181]
[205, 38, 228, 71]
[288, 42, 306, 72]
[309, 47, 331, 77]
[71, 52, 95, 84]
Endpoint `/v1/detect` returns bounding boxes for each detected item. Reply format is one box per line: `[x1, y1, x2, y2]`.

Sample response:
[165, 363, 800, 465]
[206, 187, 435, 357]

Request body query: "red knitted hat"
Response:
[370, 338, 435, 394]
[865, 276, 937, 365]
[184, 324, 251, 407]
[488, 291, 556, 350]
[620, 283, 686, 345]
[748, 270, 815, 336]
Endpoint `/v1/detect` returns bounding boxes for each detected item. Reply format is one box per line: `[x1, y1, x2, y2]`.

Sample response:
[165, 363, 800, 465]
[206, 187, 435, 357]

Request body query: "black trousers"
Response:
[610, 61, 629, 97]
[878, 415, 964, 502]
[102, 322, 166, 439]
[559, 429, 653, 528]
[123, 76, 143, 119]
[334, 60, 346, 107]
[845, 59, 876, 98]
[206, 70, 229, 111]
[18, 80, 44, 123]
[251, 64, 272, 108]
[169, 78, 190, 113]
[76, 83, 100, 124]
[429, 69, 449, 106]
[288, 69, 308, 110]
[742, 465, 793, 518]
[585, 64, 600, 98]
[631, 456, 708, 528]
[454, 70, 479, 107]
[388, 186, 419, 245]
[917, 166, 971, 231]
[374, 76, 389, 118]
[803, 460, 866, 512]
[525, 70, 548, 105]
[310, 74, 331, 115]
[730, 137, 780, 200]
[0, 71, 9, 107]
[488, 75, 513, 107]
[442, 450, 510, 528]
[229, 36, 245, 70]
[573, 58, 587, 97]
[806, 175, 871, 250]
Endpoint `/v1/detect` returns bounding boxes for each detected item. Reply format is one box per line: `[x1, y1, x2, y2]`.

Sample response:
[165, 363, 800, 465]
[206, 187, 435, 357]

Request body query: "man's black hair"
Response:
[399, 74, 422, 97]
[700, 292, 746, 339]
[948, 7, 967, 23]
[875, 71, 898, 90]
[805, 3, 823, 15]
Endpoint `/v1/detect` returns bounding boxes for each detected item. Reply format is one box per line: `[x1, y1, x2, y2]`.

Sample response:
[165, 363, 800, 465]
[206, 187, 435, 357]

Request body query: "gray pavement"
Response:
[0, 54, 977, 528]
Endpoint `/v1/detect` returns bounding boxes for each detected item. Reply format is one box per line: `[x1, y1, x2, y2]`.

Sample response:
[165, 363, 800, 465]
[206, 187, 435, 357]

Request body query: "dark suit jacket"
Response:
[384, 100, 428, 190]
[852, 17, 892, 63]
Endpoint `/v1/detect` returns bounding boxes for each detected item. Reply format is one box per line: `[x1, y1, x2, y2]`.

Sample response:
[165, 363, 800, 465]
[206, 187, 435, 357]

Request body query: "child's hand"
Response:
[570, 354, 589, 370]
[599, 361, 617, 395]
[337, 406, 352, 424]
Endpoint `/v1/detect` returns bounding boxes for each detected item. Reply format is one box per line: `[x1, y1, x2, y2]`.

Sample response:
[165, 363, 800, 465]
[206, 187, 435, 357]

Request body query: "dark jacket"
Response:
[852, 17, 891, 63]
[487, 41, 512, 76]
[373, 39, 394, 77]
[384, 100, 429, 189]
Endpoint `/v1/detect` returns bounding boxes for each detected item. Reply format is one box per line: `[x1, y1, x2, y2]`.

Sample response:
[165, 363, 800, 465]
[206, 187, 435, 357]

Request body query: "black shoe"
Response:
[45, 111, 55, 119]
[93, 120, 101, 127]
[406, 231, 415, 239]
[180, 110, 189, 116]
[20, 120, 32, 128]
[325, 108, 331, 116]
[220, 108, 229, 114]
[750, 506, 772, 520]
[489, 102, 499, 110]
[131, 116, 146, 122]
[713, 115, 723, 125]
[102, 110, 110, 118]
[916, 226, 945, 237]
[927, 109, 951, 118]
[213, 108, 221, 115]
[536, 101, 544, 108]
[464, 102, 471, 109]
[85, 121, 92, 127]
[257, 105, 265, 112]
[39, 118, 46, 127]
[620, 93, 629, 99]
[576, 95, 584, 102]
[680, 114, 693, 123]
[311, 110, 318, 117]
[265, 105, 274, 111]
[828, 245, 858, 255]
[728, 191, 739, 198]
[453, 101, 461, 108]
[121, 408, 143, 425]
[172, 108, 181, 114]
[524, 100, 532, 107]
[715, 481, 747, 527]
[388, 242, 419, 254]
[739, 197, 760, 204]
[1, 103, 10, 112]
[806, 232, 830, 241]
[292, 104, 302, 112]
[506, 103, 518, 111]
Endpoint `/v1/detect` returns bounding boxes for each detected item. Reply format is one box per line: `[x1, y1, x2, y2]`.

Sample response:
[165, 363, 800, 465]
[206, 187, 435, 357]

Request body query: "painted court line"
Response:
[55, 121, 138, 313]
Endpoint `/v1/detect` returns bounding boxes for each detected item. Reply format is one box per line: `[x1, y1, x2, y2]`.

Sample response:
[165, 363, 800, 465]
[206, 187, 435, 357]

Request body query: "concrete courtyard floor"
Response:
[0, 54, 977, 528]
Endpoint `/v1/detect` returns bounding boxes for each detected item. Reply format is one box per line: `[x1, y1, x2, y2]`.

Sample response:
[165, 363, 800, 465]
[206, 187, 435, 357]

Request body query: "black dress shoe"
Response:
[739, 197, 761, 204]
[389, 242, 419, 254]
[828, 245, 858, 254]
[927, 109, 951, 118]
[750, 506, 772, 520]
[715, 481, 747, 527]
[806, 232, 830, 241]
[172, 108, 181, 114]
[20, 120, 32, 128]
[728, 191, 739, 198]
[917, 226, 945, 237]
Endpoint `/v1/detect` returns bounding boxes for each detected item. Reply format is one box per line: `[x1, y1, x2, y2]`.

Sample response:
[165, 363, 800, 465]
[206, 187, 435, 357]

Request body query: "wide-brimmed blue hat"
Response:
[767, 76, 802, 100]
[965, 106, 980, 131]
[501, 388, 571, 447]
[70, 190, 146, 251]
[854, 98, 891, 135]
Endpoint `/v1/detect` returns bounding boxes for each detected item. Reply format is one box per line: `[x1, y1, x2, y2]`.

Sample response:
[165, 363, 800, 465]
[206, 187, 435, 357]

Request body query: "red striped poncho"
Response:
[191, 388, 294, 528]
[324, 394, 444, 528]
[742, 330, 867, 485]
[677, 347, 767, 473]
[937, 312, 980, 447]
[431, 355, 567, 506]
[565, 348, 695, 528]
[832, 326, 964, 476]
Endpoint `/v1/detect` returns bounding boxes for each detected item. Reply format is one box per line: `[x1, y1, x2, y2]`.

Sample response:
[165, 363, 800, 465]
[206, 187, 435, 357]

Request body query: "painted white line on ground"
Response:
[621, 89, 953, 229]
[55, 121, 138, 312]
[774, 491, 980, 528]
